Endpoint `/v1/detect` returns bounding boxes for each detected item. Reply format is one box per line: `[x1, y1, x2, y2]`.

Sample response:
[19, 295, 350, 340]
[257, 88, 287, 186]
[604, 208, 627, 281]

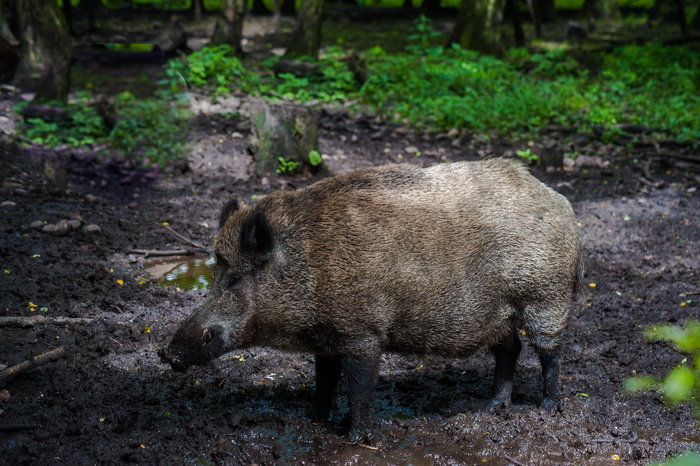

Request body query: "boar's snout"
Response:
[158, 324, 227, 372]
[157, 346, 189, 372]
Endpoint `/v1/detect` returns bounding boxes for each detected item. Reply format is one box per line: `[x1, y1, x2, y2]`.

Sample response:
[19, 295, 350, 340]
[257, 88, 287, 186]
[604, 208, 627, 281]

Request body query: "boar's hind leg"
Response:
[538, 347, 561, 412]
[489, 331, 522, 411]
[312, 354, 342, 421]
[342, 345, 380, 444]
[523, 303, 567, 411]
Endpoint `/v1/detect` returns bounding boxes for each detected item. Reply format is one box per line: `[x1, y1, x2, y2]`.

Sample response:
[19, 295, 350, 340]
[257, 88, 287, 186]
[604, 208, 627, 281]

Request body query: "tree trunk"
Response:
[539, 0, 556, 22]
[527, 0, 542, 38]
[671, 0, 689, 37]
[62, 0, 75, 36]
[250, 0, 270, 15]
[599, 0, 619, 20]
[449, 0, 508, 56]
[247, 100, 319, 174]
[582, 0, 598, 31]
[3, 0, 72, 103]
[191, 0, 203, 23]
[692, 7, 700, 32]
[283, 0, 325, 60]
[505, 0, 525, 47]
[210, 0, 246, 56]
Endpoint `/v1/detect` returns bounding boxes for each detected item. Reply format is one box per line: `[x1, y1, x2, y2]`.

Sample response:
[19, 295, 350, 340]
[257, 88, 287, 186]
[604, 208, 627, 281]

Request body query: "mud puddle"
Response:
[146, 255, 215, 290]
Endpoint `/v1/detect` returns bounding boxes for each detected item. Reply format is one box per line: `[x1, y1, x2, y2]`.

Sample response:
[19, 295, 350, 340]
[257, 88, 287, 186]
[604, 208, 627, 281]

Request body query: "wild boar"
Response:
[159, 158, 584, 443]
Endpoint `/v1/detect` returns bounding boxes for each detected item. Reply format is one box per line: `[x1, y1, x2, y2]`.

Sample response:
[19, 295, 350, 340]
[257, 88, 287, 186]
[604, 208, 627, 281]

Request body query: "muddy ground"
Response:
[1, 19, 700, 463]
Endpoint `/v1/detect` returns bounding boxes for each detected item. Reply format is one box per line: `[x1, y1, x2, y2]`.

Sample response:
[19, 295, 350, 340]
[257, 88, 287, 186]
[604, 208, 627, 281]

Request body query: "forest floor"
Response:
[2, 15, 700, 466]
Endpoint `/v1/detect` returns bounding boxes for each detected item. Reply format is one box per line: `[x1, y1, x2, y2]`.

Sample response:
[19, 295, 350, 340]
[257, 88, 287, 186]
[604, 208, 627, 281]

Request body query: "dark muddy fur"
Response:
[160, 159, 584, 442]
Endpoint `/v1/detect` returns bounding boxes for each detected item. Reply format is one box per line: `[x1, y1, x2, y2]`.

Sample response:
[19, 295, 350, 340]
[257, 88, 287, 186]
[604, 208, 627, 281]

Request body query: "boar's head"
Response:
[159, 199, 274, 372]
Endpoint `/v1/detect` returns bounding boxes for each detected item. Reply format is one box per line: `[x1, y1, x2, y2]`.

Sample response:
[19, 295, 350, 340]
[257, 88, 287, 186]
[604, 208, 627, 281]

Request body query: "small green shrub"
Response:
[625, 319, 700, 418]
[16, 95, 105, 148]
[109, 91, 191, 166]
[16, 91, 191, 167]
[276, 157, 299, 174]
[515, 148, 538, 163]
[406, 14, 443, 55]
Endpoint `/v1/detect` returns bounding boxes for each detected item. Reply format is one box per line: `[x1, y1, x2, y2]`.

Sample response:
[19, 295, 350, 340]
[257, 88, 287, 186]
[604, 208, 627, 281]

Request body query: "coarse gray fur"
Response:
[160, 158, 584, 442]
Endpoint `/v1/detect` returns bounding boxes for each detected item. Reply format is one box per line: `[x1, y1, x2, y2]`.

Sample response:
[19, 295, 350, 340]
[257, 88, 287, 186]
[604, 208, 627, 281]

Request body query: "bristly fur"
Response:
[161, 159, 584, 443]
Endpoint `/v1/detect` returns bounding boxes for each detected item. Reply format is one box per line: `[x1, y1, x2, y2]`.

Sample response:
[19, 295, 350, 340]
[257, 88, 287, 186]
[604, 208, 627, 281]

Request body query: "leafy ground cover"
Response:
[20, 17, 697, 169]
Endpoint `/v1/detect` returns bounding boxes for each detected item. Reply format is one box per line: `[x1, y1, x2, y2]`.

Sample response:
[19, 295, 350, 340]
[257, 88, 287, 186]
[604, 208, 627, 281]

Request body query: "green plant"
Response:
[167, 44, 263, 96]
[515, 148, 539, 163]
[109, 91, 191, 167]
[276, 157, 299, 174]
[15, 90, 191, 167]
[625, 319, 700, 418]
[308, 150, 323, 167]
[16, 97, 106, 148]
[649, 451, 700, 466]
[406, 14, 442, 55]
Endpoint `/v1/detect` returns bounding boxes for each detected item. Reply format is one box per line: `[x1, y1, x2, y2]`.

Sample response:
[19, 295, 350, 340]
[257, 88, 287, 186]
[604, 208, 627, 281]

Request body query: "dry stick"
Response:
[0, 315, 95, 328]
[0, 424, 39, 432]
[128, 249, 194, 258]
[504, 456, 525, 466]
[162, 224, 212, 254]
[0, 347, 66, 387]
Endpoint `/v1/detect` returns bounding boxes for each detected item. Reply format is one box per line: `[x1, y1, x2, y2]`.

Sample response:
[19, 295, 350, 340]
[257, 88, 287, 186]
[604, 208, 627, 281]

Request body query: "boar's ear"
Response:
[219, 199, 240, 229]
[241, 210, 273, 265]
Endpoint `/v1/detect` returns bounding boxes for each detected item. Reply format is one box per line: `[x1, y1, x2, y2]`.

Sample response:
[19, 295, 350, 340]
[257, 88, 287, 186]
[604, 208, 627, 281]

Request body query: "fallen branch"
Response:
[0, 347, 66, 387]
[0, 424, 39, 432]
[162, 224, 212, 254]
[0, 315, 96, 328]
[504, 456, 525, 466]
[346, 442, 379, 451]
[128, 248, 194, 258]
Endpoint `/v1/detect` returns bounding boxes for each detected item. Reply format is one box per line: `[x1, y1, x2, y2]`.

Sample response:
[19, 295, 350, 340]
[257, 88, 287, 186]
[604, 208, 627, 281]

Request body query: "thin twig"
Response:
[345, 442, 379, 451]
[128, 249, 194, 258]
[0, 424, 39, 432]
[0, 316, 96, 328]
[504, 455, 525, 466]
[162, 224, 212, 254]
[0, 347, 66, 387]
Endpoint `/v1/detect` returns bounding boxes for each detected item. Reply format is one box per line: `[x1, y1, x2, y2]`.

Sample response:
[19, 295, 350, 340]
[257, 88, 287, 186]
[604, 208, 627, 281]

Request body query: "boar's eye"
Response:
[227, 274, 242, 289]
[202, 328, 212, 344]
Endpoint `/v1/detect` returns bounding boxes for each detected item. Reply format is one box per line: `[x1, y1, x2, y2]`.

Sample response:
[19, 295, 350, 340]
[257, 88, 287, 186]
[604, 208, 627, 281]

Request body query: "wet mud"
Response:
[1, 107, 699, 464]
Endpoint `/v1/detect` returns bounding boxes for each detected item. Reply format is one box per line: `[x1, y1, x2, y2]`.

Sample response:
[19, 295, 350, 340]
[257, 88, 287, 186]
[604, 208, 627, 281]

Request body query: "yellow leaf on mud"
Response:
[116, 279, 125, 286]
[589, 283, 596, 288]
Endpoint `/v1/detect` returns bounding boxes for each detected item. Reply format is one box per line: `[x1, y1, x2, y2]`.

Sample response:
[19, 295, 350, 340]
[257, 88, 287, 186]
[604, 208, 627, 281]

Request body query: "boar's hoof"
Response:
[348, 428, 375, 447]
[488, 393, 512, 412]
[540, 397, 560, 412]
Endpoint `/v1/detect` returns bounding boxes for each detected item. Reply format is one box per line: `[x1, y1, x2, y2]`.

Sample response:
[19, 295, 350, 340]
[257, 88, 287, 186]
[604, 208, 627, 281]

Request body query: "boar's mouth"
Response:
[158, 325, 227, 372]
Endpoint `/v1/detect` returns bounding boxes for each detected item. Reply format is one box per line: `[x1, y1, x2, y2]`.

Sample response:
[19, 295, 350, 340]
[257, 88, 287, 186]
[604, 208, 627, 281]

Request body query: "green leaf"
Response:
[624, 375, 659, 393]
[663, 366, 696, 405]
[308, 150, 323, 166]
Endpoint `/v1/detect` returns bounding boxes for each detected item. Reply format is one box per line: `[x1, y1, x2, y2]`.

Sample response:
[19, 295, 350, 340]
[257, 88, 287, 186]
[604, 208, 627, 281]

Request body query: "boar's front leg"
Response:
[312, 354, 343, 421]
[489, 331, 522, 411]
[341, 342, 380, 444]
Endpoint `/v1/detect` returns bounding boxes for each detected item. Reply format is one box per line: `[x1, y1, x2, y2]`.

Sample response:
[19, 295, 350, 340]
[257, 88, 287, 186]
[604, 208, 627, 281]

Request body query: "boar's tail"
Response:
[573, 247, 586, 298]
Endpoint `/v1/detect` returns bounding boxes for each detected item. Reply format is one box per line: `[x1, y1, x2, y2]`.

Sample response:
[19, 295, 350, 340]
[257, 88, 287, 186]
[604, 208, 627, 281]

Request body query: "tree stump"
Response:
[247, 100, 320, 174]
